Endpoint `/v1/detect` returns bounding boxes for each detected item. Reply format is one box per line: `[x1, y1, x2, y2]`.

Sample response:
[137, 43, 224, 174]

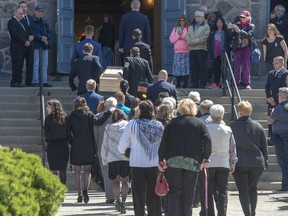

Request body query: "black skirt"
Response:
[108, 161, 130, 180]
[47, 139, 69, 171]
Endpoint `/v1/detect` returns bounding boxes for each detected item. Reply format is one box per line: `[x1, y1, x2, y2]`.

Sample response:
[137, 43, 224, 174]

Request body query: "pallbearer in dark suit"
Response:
[265, 56, 288, 136]
[70, 43, 103, 95]
[7, 7, 30, 87]
[19, 1, 35, 86]
[118, 0, 151, 60]
[147, 70, 178, 105]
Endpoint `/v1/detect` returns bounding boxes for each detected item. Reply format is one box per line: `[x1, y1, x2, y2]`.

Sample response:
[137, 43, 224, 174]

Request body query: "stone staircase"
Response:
[0, 76, 281, 190]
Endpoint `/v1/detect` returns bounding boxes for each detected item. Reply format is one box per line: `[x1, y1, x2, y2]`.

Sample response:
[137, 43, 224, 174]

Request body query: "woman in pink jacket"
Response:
[169, 14, 190, 88]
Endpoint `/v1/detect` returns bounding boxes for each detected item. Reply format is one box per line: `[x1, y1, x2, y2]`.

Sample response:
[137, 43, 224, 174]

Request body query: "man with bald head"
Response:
[147, 70, 178, 105]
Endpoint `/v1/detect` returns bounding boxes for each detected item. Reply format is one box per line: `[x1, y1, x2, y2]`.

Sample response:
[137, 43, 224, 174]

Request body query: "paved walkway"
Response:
[56, 190, 288, 216]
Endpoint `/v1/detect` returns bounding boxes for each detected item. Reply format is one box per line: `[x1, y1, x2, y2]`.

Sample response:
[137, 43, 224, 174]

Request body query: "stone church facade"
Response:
[0, 0, 269, 79]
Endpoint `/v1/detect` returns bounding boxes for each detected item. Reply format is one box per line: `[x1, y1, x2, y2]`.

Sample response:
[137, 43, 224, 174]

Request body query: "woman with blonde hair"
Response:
[262, 23, 288, 74]
[158, 99, 211, 216]
[230, 100, 267, 216]
[169, 14, 190, 88]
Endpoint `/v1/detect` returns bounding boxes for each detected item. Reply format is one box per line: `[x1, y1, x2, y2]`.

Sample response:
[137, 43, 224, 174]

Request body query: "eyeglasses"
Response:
[273, 61, 280, 64]
[179, 19, 185, 22]
[239, 17, 246, 19]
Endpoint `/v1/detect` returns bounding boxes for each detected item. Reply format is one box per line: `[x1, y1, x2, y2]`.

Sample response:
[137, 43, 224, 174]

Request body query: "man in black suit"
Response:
[118, 0, 151, 60]
[19, 1, 35, 86]
[147, 70, 178, 105]
[8, 7, 31, 87]
[123, 47, 153, 97]
[69, 43, 102, 95]
[130, 28, 153, 72]
[265, 56, 288, 136]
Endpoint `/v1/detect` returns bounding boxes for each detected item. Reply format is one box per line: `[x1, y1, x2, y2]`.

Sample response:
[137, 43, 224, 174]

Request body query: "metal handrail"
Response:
[222, 51, 242, 120]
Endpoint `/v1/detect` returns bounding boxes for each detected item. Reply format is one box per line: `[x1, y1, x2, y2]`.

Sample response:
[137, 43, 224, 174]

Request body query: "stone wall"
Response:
[0, 0, 56, 80]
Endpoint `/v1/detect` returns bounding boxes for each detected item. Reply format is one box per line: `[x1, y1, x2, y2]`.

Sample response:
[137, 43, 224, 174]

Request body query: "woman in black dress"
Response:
[44, 99, 69, 185]
[67, 96, 111, 203]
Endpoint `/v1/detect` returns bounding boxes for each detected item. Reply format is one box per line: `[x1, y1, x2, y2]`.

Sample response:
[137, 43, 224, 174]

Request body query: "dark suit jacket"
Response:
[123, 56, 153, 91]
[21, 14, 35, 38]
[265, 67, 288, 107]
[130, 38, 153, 71]
[71, 38, 103, 66]
[69, 54, 102, 95]
[81, 91, 104, 114]
[147, 80, 178, 105]
[7, 16, 28, 51]
[119, 11, 151, 50]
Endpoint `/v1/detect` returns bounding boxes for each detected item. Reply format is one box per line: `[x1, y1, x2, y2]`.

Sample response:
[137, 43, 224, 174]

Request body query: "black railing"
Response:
[222, 51, 242, 120]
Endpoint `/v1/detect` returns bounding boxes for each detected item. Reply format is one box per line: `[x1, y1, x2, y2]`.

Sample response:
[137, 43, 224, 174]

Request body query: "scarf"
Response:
[132, 118, 164, 160]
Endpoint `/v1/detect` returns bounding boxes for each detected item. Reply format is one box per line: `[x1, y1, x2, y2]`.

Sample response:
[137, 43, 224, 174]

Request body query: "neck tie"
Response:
[25, 15, 29, 26]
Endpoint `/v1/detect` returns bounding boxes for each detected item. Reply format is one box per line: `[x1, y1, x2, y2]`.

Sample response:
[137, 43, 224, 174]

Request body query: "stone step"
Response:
[0, 119, 41, 127]
[268, 146, 275, 154]
[0, 136, 41, 145]
[0, 127, 41, 136]
[228, 181, 281, 191]
[0, 111, 39, 119]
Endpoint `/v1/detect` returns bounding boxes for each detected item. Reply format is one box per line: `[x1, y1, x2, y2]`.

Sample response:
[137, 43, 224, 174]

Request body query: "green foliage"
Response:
[0, 147, 67, 216]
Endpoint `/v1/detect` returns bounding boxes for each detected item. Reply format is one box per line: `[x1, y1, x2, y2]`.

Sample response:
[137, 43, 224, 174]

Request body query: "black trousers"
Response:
[212, 56, 222, 85]
[166, 167, 198, 216]
[131, 167, 161, 216]
[199, 167, 229, 216]
[24, 44, 34, 84]
[11, 49, 26, 84]
[233, 167, 264, 216]
[189, 50, 208, 87]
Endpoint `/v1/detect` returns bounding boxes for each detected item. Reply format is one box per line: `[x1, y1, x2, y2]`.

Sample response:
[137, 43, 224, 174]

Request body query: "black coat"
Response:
[147, 80, 178, 105]
[230, 116, 268, 168]
[130, 38, 153, 71]
[20, 14, 35, 38]
[7, 16, 29, 51]
[44, 115, 67, 141]
[265, 67, 288, 106]
[67, 109, 111, 165]
[271, 14, 288, 44]
[69, 54, 102, 95]
[159, 115, 212, 163]
[98, 21, 115, 50]
[123, 56, 153, 91]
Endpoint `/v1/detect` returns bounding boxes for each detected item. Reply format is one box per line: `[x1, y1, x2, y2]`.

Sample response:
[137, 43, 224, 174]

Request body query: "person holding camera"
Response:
[169, 14, 190, 88]
[227, 10, 257, 90]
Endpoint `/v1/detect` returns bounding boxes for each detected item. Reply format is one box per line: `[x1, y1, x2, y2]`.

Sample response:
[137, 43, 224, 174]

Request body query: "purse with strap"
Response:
[155, 171, 169, 196]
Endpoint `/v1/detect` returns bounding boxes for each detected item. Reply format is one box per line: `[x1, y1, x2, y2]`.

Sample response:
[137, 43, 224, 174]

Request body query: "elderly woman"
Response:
[158, 99, 211, 216]
[202, 104, 237, 216]
[118, 100, 164, 216]
[230, 101, 268, 216]
[268, 87, 288, 192]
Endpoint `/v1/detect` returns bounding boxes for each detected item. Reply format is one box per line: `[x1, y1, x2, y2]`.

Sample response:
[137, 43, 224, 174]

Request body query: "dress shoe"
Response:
[43, 83, 53, 87]
[106, 199, 115, 204]
[272, 188, 288, 193]
[10, 83, 25, 87]
[25, 83, 34, 87]
[83, 189, 89, 204]
[77, 193, 83, 203]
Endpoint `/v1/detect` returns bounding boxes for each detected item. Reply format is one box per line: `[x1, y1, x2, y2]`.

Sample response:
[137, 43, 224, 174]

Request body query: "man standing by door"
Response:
[19, 1, 35, 87]
[8, 7, 30, 87]
[32, 5, 53, 87]
[118, 0, 151, 61]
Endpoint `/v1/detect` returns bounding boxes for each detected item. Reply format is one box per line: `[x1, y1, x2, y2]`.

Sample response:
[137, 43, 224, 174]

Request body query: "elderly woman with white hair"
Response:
[159, 99, 211, 216]
[201, 104, 238, 216]
[94, 97, 118, 204]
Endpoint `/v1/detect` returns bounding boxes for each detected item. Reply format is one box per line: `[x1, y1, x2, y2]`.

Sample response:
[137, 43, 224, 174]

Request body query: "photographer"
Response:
[227, 11, 257, 90]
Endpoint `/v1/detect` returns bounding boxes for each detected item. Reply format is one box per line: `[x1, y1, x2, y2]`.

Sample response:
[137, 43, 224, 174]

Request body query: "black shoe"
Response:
[10, 83, 25, 87]
[120, 202, 126, 214]
[83, 189, 89, 204]
[106, 199, 115, 204]
[31, 83, 39, 87]
[272, 188, 288, 193]
[43, 83, 53, 87]
[25, 83, 33, 87]
[115, 200, 121, 211]
[77, 194, 83, 203]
